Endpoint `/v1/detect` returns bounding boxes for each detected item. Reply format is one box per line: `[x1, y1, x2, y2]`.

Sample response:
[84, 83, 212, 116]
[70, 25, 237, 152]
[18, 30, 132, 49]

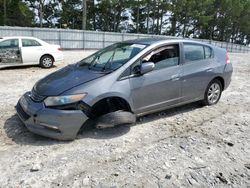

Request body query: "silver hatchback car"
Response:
[16, 38, 233, 140]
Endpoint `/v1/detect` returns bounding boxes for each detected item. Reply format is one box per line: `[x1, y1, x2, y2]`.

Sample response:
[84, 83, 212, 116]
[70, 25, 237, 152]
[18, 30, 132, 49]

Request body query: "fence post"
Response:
[31, 28, 34, 37]
[83, 31, 85, 50]
[58, 29, 62, 47]
[122, 33, 124, 42]
[102, 32, 105, 48]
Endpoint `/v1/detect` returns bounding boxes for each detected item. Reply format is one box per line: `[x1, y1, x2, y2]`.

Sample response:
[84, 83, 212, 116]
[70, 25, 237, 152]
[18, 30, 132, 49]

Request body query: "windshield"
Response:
[79, 43, 147, 72]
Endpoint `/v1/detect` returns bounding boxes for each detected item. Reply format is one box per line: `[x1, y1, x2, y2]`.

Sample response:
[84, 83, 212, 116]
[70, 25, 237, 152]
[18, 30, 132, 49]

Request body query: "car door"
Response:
[20, 38, 44, 64]
[0, 38, 22, 65]
[181, 43, 215, 102]
[129, 44, 182, 114]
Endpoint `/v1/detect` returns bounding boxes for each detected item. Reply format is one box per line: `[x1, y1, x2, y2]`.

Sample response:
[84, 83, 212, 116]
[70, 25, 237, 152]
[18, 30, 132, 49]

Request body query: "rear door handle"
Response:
[206, 68, 213, 72]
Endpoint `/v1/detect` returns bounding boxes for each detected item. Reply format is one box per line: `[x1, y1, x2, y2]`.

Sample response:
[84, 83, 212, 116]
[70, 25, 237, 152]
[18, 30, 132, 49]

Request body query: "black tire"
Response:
[203, 79, 222, 106]
[40, 55, 54, 68]
[96, 110, 136, 129]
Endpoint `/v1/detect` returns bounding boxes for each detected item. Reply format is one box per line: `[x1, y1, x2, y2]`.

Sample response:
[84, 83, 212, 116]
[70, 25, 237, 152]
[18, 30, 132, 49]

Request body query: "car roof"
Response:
[124, 37, 177, 45]
[0, 36, 39, 40]
[124, 37, 213, 47]
[0, 36, 49, 45]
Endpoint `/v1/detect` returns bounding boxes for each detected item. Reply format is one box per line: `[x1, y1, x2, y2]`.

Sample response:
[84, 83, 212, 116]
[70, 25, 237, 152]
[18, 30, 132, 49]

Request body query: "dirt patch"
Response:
[0, 51, 249, 187]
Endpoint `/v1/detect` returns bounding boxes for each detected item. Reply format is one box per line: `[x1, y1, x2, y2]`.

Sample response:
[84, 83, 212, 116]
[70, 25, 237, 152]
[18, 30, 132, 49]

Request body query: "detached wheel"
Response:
[40, 55, 54, 68]
[96, 110, 136, 129]
[203, 79, 222, 106]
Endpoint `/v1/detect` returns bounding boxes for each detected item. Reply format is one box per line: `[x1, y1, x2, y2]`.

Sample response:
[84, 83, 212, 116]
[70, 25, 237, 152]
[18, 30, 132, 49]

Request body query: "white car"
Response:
[0, 36, 63, 68]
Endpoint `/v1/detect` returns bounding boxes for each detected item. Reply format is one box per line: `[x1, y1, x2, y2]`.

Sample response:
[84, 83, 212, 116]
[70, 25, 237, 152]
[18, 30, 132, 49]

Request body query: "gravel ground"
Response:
[0, 51, 250, 188]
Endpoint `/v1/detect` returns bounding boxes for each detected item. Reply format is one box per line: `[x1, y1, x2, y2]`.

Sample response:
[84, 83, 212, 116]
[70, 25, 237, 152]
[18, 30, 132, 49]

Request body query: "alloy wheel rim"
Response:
[207, 83, 221, 104]
[42, 58, 52, 67]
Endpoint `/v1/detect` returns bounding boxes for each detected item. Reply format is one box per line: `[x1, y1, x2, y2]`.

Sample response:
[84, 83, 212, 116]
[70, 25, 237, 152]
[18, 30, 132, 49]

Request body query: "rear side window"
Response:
[22, 39, 41, 47]
[184, 44, 204, 62]
[0, 39, 19, 48]
[184, 44, 213, 62]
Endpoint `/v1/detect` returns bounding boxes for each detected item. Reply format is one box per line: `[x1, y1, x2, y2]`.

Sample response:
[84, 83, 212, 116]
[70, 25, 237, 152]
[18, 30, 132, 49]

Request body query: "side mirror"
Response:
[140, 62, 155, 74]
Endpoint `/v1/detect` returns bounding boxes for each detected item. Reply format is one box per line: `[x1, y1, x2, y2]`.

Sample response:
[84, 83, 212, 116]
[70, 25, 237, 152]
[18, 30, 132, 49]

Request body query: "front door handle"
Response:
[171, 74, 180, 81]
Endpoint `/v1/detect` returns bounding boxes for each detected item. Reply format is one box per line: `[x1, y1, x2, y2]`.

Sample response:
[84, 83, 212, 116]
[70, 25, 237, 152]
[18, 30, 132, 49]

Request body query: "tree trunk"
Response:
[3, 0, 6, 25]
[156, 3, 160, 34]
[159, 10, 164, 35]
[39, 0, 44, 28]
[146, 2, 150, 34]
[82, 0, 87, 30]
[115, 7, 122, 32]
[171, 16, 176, 36]
[182, 24, 186, 37]
[136, 0, 140, 33]
[152, 0, 156, 34]
[93, 2, 96, 30]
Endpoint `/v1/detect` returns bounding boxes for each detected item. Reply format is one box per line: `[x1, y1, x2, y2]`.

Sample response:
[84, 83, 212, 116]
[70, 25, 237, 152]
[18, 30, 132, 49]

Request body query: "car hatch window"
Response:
[142, 44, 179, 70]
[184, 44, 205, 62]
[0, 39, 19, 49]
[22, 39, 41, 47]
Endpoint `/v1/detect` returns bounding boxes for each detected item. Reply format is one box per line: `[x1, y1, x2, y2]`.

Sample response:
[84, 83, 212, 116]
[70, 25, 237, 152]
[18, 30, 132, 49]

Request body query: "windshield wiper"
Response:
[88, 58, 98, 70]
[102, 50, 116, 71]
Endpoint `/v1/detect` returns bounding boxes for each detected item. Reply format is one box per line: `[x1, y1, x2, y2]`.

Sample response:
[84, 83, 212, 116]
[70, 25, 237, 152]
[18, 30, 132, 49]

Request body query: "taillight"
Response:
[226, 53, 230, 64]
[58, 48, 63, 51]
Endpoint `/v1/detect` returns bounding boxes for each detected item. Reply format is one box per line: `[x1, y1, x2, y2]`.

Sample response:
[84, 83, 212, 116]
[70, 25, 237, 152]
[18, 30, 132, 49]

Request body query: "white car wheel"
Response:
[40, 55, 54, 68]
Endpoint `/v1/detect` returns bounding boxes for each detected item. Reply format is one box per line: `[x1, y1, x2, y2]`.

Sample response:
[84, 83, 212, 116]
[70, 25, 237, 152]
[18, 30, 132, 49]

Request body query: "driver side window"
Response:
[0, 39, 19, 49]
[131, 44, 180, 75]
[144, 44, 179, 70]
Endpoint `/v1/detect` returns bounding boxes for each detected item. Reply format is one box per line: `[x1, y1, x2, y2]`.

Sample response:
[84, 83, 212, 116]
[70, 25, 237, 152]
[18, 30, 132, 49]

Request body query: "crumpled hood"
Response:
[34, 64, 105, 96]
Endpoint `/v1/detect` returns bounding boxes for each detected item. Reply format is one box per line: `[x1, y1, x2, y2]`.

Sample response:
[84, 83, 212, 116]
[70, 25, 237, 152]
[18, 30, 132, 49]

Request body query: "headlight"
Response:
[44, 93, 87, 107]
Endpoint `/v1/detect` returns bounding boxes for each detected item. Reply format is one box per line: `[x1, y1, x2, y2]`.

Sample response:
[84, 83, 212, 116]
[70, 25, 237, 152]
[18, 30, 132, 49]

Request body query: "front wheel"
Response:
[40, 55, 54, 68]
[96, 110, 136, 129]
[203, 79, 222, 106]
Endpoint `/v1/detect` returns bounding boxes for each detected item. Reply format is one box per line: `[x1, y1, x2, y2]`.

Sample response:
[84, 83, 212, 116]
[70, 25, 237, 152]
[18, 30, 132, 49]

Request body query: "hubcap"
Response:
[207, 83, 221, 104]
[42, 57, 53, 67]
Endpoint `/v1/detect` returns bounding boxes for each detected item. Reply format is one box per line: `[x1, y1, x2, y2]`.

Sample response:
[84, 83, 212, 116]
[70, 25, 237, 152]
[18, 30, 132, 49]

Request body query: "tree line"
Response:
[0, 0, 249, 45]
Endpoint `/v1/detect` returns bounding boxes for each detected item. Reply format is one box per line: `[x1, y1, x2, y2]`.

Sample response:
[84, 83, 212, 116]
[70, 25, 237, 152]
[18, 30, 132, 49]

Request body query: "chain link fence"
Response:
[0, 26, 249, 53]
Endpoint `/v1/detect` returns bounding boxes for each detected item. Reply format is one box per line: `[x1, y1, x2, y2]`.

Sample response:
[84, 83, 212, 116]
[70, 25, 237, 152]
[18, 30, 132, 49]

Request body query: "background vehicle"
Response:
[16, 38, 233, 140]
[0, 36, 63, 68]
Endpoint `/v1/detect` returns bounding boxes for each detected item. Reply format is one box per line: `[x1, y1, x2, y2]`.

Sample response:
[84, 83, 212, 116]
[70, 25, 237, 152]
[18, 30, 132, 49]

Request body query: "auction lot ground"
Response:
[0, 51, 249, 187]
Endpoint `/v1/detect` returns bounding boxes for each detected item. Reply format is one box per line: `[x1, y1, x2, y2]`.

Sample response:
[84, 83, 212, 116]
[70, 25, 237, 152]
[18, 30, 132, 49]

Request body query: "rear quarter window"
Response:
[204, 46, 213, 59]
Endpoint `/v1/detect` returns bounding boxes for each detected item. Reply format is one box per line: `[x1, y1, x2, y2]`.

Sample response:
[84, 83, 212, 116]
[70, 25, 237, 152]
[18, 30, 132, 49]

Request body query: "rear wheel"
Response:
[203, 79, 222, 106]
[40, 55, 54, 68]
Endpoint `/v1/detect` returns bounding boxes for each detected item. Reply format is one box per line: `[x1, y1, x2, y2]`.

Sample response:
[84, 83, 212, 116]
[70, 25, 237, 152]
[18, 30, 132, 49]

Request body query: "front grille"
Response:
[16, 102, 30, 121]
[30, 89, 46, 102]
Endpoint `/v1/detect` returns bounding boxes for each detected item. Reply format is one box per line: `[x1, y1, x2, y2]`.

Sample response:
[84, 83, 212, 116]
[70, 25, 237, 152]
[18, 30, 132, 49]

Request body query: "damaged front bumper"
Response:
[16, 92, 89, 140]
